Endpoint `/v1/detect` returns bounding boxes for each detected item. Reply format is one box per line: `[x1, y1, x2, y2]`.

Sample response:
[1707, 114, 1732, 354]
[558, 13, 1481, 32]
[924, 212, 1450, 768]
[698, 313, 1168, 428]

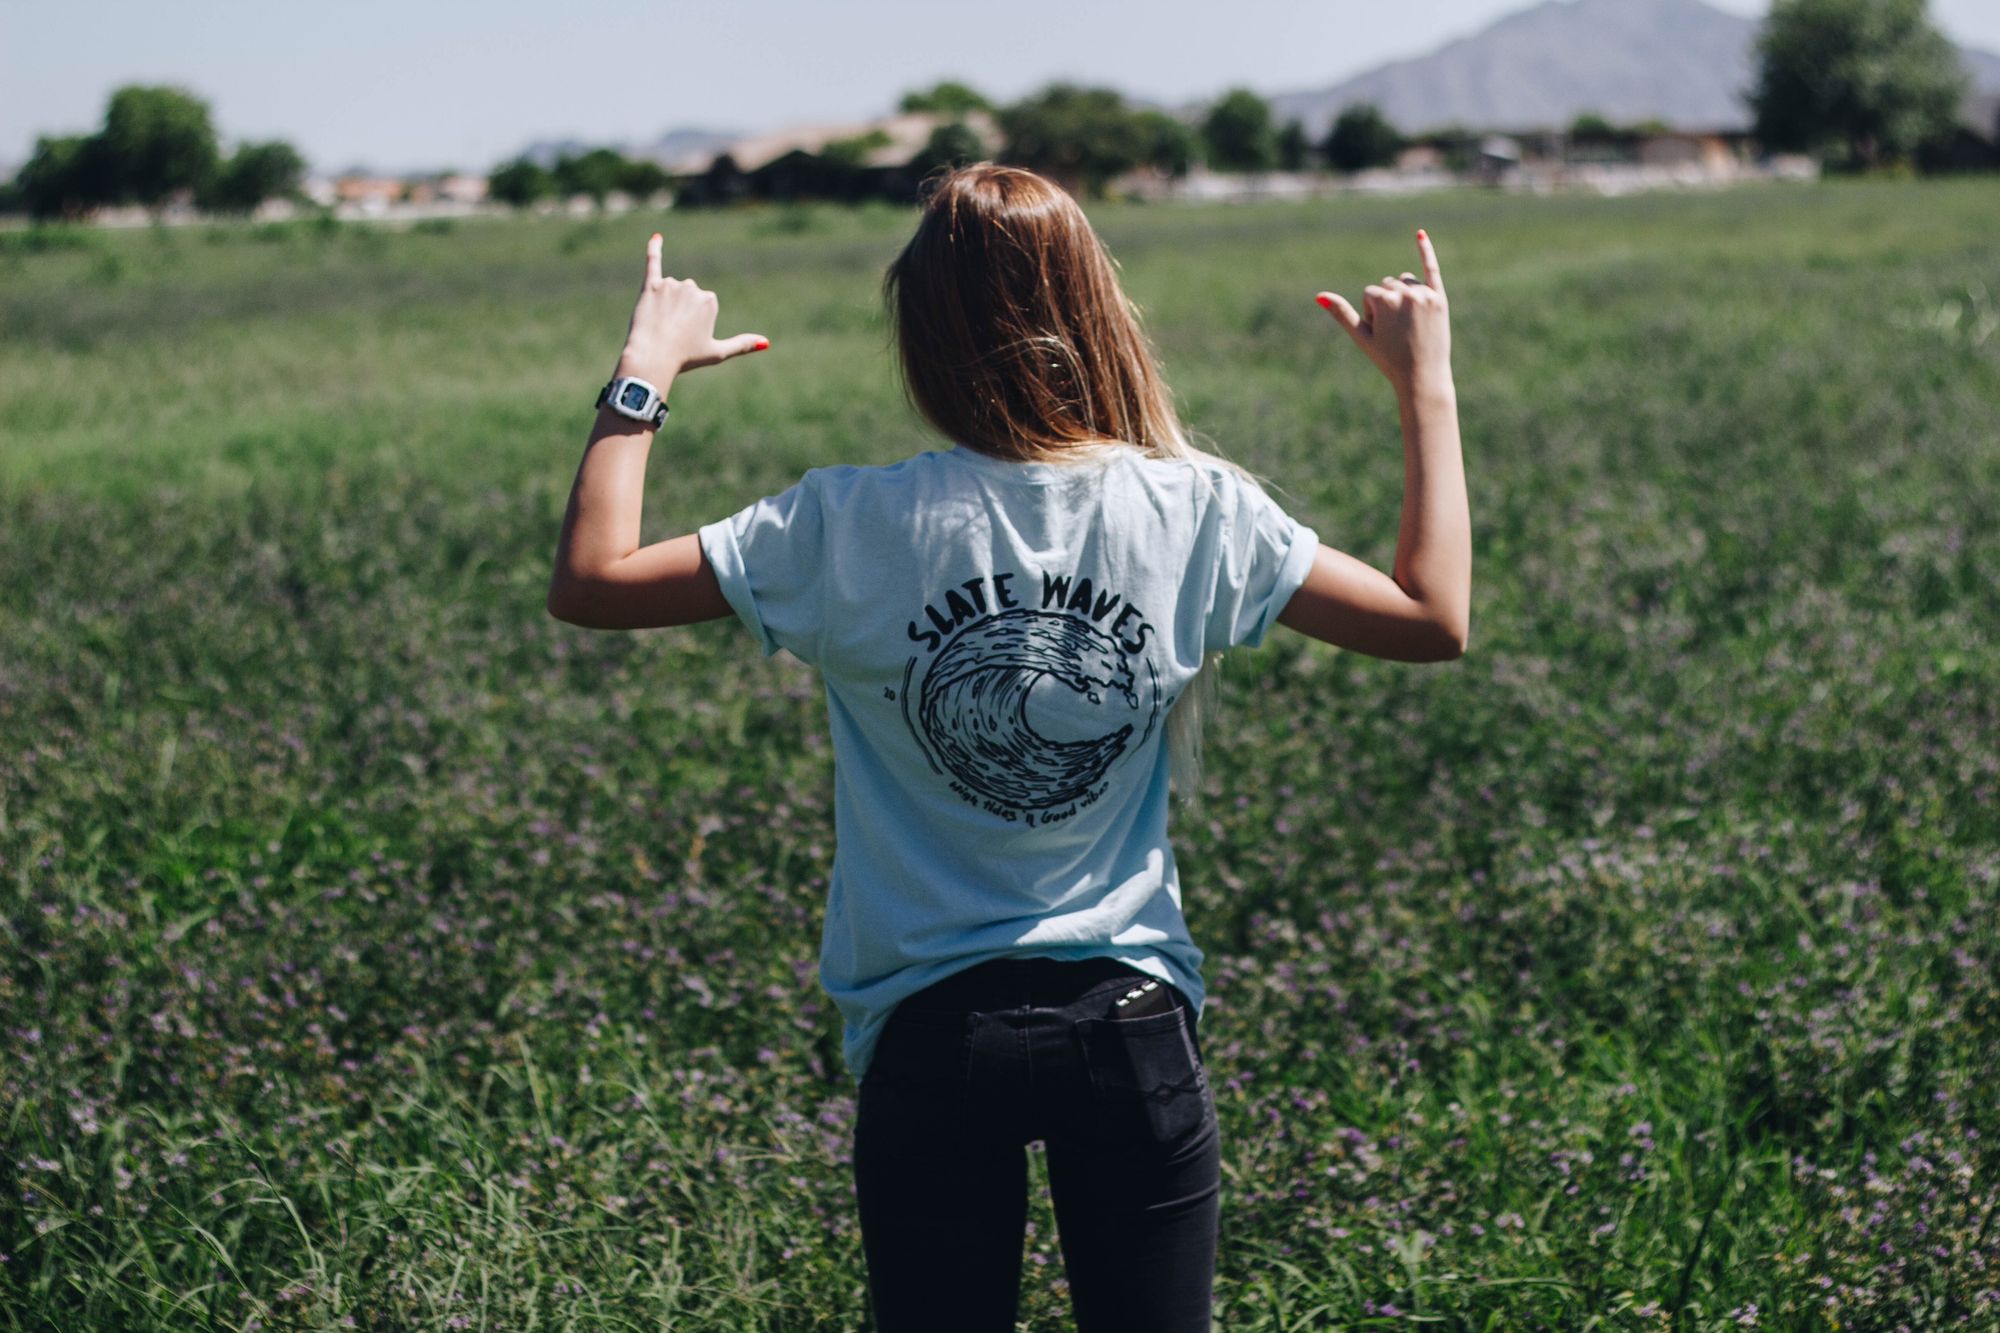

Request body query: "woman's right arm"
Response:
[1279, 229, 1470, 662]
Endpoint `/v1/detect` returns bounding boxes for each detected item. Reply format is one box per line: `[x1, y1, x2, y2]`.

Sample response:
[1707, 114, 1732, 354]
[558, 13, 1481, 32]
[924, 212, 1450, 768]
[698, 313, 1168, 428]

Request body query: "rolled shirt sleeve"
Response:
[697, 472, 826, 664]
[1200, 469, 1319, 653]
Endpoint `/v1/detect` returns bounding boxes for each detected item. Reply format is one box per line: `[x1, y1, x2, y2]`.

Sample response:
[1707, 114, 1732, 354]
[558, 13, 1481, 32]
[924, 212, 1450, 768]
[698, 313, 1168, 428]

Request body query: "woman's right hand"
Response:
[614, 232, 770, 390]
[1315, 229, 1452, 397]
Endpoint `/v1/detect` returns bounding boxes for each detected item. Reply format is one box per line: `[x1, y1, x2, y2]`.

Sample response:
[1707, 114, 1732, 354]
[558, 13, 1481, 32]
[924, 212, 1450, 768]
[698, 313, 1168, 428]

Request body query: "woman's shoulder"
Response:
[1114, 448, 1252, 514]
[790, 443, 1244, 509]
[763, 449, 949, 516]
[797, 445, 955, 492]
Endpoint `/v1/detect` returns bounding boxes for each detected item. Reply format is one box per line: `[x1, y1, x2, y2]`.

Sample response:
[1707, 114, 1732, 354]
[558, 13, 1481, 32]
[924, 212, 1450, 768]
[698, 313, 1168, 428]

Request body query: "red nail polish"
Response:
[1315, 294, 1335, 309]
[754, 338, 770, 351]
[1417, 229, 1427, 239]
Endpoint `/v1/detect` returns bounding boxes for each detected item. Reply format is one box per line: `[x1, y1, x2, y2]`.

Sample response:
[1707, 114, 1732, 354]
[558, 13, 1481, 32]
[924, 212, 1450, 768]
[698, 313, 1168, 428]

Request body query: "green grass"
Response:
[3, 178, 1998, 1330]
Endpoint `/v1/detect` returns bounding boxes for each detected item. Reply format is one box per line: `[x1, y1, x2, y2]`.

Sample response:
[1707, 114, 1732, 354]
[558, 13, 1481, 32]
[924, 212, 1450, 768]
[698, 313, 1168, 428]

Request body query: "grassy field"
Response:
[2, 178, 1997, 1330]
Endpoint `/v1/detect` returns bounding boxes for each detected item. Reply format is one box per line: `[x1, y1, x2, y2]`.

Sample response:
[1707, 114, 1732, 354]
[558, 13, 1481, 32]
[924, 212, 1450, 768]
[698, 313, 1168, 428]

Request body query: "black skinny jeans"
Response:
[853, 955, 1221, 1332]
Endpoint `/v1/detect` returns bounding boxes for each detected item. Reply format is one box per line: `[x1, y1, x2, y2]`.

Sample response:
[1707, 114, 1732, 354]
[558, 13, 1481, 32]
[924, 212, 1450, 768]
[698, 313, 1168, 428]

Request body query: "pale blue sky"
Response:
[4, 0, 1997, 174]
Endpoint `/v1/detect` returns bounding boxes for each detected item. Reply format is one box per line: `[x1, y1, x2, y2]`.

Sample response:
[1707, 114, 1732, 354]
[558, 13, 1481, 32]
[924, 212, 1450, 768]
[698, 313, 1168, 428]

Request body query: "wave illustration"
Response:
[916, 609, 1147, 811]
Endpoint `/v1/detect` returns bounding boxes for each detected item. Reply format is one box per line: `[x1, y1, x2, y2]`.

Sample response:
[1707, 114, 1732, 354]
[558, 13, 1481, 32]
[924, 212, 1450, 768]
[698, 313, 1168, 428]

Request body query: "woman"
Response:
[546, 163, 1468, 1331]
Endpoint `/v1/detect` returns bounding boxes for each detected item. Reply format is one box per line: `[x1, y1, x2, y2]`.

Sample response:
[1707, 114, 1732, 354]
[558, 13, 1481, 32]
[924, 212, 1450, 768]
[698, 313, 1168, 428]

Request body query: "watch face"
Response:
[619, 382, 652, 412]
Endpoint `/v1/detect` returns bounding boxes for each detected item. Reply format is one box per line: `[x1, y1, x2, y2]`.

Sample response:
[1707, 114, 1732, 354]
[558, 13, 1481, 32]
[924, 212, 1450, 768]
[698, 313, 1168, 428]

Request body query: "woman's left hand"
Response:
[614, 232, 770, 388]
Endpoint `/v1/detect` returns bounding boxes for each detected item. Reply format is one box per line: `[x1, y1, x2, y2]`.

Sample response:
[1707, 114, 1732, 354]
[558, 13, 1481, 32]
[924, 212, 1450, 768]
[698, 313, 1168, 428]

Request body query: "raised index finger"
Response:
[645, 232, 663, 285]
[1416, 228, 1444, 296]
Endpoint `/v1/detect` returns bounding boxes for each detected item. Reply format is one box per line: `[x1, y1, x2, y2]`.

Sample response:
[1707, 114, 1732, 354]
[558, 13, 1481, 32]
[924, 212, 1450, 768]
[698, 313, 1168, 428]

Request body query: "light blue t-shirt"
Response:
[698, 442, 1318, 1085]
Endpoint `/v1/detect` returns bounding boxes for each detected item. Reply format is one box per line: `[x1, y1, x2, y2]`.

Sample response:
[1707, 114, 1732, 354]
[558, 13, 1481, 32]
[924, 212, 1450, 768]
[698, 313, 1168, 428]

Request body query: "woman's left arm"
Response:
[546, 232, 770, 630]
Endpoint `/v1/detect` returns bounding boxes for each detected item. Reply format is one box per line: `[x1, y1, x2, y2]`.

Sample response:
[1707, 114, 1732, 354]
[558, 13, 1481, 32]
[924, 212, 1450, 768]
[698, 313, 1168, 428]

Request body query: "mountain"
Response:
[1266, 0, 2000, 136]
[643, 127, 744, 172]
[512, 138, 603, 169]
[1966, 47, 2000, 92]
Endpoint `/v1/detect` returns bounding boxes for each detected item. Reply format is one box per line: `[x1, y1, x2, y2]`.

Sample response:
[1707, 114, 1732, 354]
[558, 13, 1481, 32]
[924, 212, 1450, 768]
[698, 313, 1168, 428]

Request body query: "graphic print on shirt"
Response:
[899, 569, 1164, 826]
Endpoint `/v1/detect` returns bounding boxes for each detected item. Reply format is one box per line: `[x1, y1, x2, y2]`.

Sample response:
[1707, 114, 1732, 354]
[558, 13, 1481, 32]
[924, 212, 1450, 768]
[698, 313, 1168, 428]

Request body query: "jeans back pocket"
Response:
[1076, 1004, 1210, 1147]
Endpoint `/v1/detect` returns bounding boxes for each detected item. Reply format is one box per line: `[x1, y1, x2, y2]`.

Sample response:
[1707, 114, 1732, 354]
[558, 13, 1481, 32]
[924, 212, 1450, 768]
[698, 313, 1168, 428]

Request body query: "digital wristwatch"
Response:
[595, 375, 670, 428]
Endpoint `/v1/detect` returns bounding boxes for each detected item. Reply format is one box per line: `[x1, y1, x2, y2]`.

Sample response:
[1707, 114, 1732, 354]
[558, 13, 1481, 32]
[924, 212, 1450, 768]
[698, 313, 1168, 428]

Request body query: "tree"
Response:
[1324, 103, 1405, 172]
[1750, 0, 1968, 170]
[1201, 88, 1276, 172]
[14, 135, 106, 220]
[619, 158, 672, 200]
[1569, 111, 1618, 141]
[553, 148, 629, 207]
[1135, 110, 1195, 178]
[488, 157, 553, 208]
[898, 81, 993, 116]
[820, 128, 893, 168]
[1276, 118, 1312, 171]
[1413, 123, 1477, 172]
[912, 121, 989, 178]
[93, 85, 220, 209]
[197, 140, 306, 214]
[997, 83, 1149, 197]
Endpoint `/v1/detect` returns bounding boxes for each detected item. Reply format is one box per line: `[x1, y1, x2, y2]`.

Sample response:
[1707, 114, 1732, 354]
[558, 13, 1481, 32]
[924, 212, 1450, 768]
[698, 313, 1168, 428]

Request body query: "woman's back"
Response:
[699, 440, 1318, 1082]
[544, 161, 1466, 1331]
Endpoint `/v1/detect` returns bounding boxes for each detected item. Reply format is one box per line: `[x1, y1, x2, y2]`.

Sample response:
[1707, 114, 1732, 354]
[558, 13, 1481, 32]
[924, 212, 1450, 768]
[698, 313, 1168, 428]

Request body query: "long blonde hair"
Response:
[882, 162, 1244, 805]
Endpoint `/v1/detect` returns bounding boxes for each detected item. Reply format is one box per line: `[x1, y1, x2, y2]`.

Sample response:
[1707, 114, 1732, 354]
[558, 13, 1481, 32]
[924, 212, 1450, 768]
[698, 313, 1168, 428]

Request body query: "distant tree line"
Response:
[486, 149, 673, 210]
[649, 0, 1987, 212]
[653, 80, 1424, 209]
[8, 0, 1983, 222]
[3, 86, 306, 221]
[678, 0, 1980, 206]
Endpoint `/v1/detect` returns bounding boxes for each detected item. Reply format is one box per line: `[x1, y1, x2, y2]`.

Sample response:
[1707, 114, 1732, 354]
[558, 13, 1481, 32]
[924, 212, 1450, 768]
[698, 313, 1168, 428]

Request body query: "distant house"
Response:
[1116, 163, 1344, 203]
[1636, 130, 1748, 170]
[1393, 144, 1447, 173]
[437, 174, 491, 205]
[334, 176, 406, 215]
[674, 111, 1000, 206]
[1474, 135, 1522, 183]
[1479, 125, 1808, 194]
[392, 173, 488, 206]
[710, 110, 999, 175]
